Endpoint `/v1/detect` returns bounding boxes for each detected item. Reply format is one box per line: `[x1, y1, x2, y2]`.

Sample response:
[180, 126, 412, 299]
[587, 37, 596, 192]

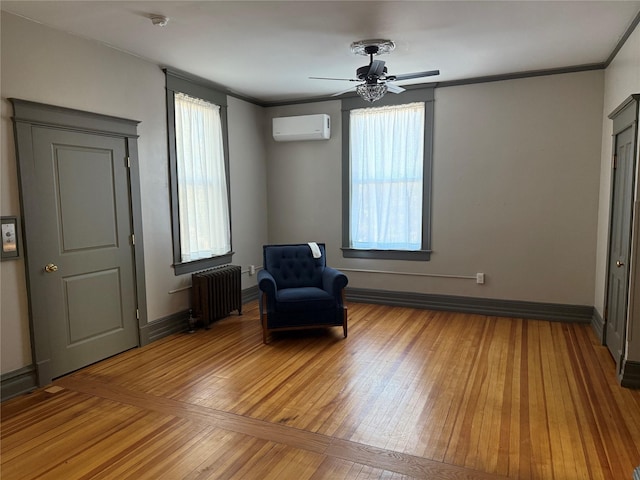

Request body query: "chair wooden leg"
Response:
[342, 291, 348, 338]
[343, 315, 348, 338]
[261, 293, 269, 344]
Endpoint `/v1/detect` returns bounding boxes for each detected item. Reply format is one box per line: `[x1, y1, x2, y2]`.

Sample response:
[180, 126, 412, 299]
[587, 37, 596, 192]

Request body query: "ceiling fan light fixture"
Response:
[356, 83, 387, 102]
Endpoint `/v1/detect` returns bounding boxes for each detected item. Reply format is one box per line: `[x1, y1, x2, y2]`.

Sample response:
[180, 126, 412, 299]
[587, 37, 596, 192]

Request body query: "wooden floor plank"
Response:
[91, 424, 220, 480]
[2, 302, 639, 479]
[55, 375, 332, 455]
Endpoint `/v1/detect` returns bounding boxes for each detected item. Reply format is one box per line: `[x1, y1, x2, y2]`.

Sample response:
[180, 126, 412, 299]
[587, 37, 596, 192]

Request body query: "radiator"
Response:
[192, 265, 242, 328]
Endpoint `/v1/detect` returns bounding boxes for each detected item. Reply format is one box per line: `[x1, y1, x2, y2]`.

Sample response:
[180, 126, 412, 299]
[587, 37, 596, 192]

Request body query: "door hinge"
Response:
[136, 309, 140, 320]
[131, 234, 135, 245]
[126, 156, 131, 168]
[613, 154, 618, 170]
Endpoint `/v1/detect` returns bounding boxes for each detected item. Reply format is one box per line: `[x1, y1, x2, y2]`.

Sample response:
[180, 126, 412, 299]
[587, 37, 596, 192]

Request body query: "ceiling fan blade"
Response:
[389, 69, 440, 81]
[309, 76, 359, 82]
[386, 83, 406, 94]
[368, 60, 386, 78]
[331, 85, 358, 97]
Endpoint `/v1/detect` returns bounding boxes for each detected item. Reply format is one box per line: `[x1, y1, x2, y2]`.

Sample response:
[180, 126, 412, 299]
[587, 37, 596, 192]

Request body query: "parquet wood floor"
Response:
[2, 302, 639, 479]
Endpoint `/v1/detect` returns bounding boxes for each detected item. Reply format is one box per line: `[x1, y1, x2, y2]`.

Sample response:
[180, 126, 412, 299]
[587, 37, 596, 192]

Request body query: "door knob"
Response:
[616, 260, 625, 268]
[44, 263, 58, 273]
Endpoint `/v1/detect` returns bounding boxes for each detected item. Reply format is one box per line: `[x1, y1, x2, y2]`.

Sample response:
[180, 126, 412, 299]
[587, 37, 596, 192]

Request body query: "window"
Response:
[166, 69, 233, 275]
[341, 88, 434, 260]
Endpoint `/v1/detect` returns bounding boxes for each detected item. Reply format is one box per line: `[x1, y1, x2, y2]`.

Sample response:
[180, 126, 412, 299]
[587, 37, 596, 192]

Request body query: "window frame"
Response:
[341, 87, 435, 261]
[165, 69, 233, 275]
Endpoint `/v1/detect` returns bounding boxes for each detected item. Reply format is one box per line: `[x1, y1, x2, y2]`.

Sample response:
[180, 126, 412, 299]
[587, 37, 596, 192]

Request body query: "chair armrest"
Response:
[322, 267, 348, 296]
[257, 269, 277, 298]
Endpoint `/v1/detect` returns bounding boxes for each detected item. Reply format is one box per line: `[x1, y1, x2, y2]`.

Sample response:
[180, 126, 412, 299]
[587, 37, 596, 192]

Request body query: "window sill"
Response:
[173, 252, 234, 276]
[341, 248, 431, 261]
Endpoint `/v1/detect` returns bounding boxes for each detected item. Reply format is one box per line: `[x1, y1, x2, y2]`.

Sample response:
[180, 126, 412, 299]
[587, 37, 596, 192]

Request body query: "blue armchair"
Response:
[258, 243, 348, 344]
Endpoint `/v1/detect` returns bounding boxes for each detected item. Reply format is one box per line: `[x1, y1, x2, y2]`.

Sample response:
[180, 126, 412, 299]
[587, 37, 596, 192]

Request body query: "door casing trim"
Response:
[604, 94, 640, 377]
[10, 99, 148, 387]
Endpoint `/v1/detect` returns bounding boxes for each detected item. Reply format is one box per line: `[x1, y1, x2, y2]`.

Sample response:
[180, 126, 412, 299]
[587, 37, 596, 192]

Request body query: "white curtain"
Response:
[350, 102, 425, 250]
[174, 93, 231, 262]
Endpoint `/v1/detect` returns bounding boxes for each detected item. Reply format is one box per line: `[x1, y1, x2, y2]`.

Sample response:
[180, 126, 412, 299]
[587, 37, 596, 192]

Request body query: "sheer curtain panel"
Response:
[350, 102, 425, 250]
[174, 93, 231, 262]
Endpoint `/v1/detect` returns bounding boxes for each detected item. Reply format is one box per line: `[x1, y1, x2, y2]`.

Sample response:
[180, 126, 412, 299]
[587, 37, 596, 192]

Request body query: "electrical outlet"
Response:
[249, 265, 256, 276]
[476, 273, 485, 284]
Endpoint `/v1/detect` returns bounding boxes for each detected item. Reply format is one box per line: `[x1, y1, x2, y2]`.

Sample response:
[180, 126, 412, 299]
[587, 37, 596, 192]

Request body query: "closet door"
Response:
[605, 95, 639, 376]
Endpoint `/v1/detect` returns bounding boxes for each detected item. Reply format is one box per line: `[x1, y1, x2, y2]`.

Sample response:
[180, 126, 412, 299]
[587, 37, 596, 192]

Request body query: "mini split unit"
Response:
[272, 114, 330, 142]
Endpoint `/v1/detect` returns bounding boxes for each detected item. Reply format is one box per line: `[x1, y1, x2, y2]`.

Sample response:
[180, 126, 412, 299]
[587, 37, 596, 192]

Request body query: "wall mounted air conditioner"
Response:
[272, 114, 330, 142]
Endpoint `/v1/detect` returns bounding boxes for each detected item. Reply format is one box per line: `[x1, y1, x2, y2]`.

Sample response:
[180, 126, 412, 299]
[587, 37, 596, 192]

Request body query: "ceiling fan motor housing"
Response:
[357, 65, 388, 82]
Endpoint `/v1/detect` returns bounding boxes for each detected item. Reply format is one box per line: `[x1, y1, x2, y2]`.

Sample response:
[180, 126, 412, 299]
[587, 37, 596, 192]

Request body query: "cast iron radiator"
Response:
[191, 264, 242, 328]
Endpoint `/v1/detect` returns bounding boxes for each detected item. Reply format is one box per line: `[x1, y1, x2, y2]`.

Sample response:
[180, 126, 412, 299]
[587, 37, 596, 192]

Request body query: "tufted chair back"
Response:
[262, 243, 326, 289]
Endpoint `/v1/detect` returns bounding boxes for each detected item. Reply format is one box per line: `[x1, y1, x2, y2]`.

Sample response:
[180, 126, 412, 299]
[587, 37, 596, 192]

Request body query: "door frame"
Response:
[604, 94, 639, 381]
[10, 99, 148, 386]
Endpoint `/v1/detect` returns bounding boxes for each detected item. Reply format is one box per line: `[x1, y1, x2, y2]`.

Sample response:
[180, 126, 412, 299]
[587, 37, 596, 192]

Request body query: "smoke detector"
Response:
[150, 15, 169, 27]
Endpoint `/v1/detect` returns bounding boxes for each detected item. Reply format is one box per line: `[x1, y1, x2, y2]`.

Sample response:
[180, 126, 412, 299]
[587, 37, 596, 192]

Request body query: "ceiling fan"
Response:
[310, 39, 440, 103]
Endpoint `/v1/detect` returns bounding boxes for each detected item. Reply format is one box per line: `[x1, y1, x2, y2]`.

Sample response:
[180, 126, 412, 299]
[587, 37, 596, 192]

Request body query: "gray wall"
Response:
[266, 71, 604, 306]
[227, 96, 270, 287]
[265, 101, 344, 252]
[0, 12, 267, 375]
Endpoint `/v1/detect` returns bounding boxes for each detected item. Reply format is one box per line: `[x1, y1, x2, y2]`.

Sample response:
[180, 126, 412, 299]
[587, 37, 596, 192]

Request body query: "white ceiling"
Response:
[2, 1, 639, 104]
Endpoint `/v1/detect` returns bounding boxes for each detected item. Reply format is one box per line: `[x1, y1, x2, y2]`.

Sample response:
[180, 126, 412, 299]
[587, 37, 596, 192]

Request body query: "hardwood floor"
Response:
[2, 302, 639, 479]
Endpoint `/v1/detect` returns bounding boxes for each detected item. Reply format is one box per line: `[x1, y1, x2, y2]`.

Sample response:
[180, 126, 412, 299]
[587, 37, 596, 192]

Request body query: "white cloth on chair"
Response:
[308, 242, 322, 258]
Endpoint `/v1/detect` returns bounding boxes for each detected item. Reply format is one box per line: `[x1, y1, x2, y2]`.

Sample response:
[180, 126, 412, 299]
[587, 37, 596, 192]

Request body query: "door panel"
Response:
[29, 127, 138, 379]
[55, 145, 119, 251]
[606, 126, 634, 370]
[64, 268, 124, 344]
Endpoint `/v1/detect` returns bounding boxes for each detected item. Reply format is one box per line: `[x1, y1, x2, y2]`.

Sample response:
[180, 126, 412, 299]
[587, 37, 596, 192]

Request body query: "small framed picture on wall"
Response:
[1, 216, 20, 260]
